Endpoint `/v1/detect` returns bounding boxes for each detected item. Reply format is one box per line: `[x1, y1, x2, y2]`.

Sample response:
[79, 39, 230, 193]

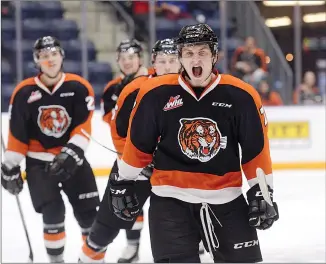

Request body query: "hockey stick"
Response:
[256, 168, 277, 218]
[1, 135, 34, 262]
[81, 129, 122, 155]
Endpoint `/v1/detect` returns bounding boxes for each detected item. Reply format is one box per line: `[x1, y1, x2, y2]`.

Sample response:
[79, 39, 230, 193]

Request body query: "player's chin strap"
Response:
[200, 203, 223, 260]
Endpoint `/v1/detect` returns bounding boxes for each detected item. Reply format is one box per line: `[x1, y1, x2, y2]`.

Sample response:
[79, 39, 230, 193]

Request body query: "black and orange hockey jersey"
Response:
[110, 74, 153, 156]
[4, 73, 94, 165]
[101, 67, 155, 125]
[118, 73, 273, 204]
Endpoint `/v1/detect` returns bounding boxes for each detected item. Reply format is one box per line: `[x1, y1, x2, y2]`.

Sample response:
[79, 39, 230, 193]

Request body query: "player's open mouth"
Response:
[192, 66, 203, 78]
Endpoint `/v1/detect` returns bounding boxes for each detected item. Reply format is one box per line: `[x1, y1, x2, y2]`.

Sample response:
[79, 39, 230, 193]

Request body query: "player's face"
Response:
[154, 53, 180, 76]
[38, 48, 63, 78]
[180, 43, 217, 87]
[118, 52, 141, 75]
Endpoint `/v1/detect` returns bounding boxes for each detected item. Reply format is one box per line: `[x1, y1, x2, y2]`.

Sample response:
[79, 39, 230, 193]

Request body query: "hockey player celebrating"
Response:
[1, 36, 100, 263]
[79, 38, 181, 263]
[109, 24, 279, 263]
[102, 39, 150, 124]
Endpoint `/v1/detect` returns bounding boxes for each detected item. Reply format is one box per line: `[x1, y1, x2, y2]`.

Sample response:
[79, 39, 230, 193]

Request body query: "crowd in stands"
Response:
[1, 0, 324, 109]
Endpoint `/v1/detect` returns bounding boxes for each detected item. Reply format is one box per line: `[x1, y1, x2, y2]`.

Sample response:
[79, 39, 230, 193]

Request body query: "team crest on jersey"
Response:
[178, 117, 227, 162]
[163, 95, 183, 111]
[37, 105, 71, 138]
[27, 90, 42, 103]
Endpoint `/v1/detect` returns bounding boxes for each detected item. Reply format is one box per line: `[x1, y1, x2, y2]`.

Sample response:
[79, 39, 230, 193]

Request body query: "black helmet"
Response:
[116, 39, 143, 59]
[176, 23, 218, 55]
[33, 36, 65, 63]
[152, 38, 178, 63]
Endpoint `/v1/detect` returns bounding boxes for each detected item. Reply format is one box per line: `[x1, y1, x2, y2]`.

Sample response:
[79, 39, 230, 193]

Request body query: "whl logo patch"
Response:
[163, 95, 183, 111]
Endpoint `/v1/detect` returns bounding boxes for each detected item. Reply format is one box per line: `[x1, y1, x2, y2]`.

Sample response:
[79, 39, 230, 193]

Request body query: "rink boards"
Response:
[1, 105, 325, 176]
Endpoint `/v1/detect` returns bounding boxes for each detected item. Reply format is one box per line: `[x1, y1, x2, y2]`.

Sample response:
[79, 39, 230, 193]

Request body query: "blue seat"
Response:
[2, 40, 35, 63]
[88, 62, 112, 83]
[20, 1, 42, 19]
[23, 19, 53, 40]
[155, 18, 178, 40]
[23, 61, 38, 78]
[63, 60, 82, 75]
[1, 83, 15, 112]
[177, 18, 198, 28]
[1, 19, 15, 40]
[38, 1, 63, 19]
[64, 39, 96, 61]
[51, 19, 79, 40]
[92, 83, 106, 96]
[1, 60, 14, 84]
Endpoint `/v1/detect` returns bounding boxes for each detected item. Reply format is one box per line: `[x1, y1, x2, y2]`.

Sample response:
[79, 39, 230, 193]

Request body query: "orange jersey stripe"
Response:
[219, 74, 272, 179]
[65, 74, 94, 141]
[151, 169, 242, 190]
[122, 74, 179, 167]
[7, 131, 28, 155]
[110, 75, 149, 155]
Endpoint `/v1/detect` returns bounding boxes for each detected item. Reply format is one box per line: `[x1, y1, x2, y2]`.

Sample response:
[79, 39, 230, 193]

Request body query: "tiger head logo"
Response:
[37, 105, 71, 138]
[178, 117, 227, 162]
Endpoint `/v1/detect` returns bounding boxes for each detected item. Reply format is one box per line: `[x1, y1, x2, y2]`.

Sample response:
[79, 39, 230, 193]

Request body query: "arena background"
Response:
[1, 1, 325, 263]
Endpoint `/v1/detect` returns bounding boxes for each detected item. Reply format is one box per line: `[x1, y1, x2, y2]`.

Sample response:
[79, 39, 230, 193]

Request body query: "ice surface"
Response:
[1, 170, 325, 263]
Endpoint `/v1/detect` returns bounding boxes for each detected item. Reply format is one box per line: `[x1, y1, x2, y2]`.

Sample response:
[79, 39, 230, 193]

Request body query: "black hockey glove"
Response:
[1, 164, 23, 195]
[109, 172, 140, 221]
[49, 143, 84, 182]
[140, 162, 154, 179]
[246, 184, 279, 230]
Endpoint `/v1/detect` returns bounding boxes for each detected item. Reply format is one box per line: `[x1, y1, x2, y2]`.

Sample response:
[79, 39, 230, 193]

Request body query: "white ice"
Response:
[1, 170, 325, 263]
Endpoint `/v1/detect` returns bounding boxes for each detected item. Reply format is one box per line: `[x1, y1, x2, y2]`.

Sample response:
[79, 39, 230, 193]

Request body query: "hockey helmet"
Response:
[151, 38, 178, 63]
[176, 23, 218, 55]
[116, 39, 143, 59]
[33, 36, 65, 64]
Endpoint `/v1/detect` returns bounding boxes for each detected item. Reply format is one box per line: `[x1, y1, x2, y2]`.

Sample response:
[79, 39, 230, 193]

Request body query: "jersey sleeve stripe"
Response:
[219, 74, 273, 181]
[9, 78, 36, 105]
[110, 76, 147, 156]
[7, 131, 28, 155]
[122, 139, 153, 168]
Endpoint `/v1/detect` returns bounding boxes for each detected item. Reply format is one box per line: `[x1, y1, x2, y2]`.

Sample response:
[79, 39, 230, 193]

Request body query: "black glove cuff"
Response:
[247, 183, 274, 201]
[110, 177, 136, 197]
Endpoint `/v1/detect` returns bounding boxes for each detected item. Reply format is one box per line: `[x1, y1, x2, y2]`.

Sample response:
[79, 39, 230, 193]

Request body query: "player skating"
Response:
[1, 36, 100, 263]
[79, 38, 181, 263]
[109, 24, 279, 263]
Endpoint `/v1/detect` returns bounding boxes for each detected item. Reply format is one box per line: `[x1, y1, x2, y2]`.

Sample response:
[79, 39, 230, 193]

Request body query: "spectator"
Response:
[293, 71, 323, 105]
[157, 1, 191, 20]
[257, 79, 283, 106]
[231, 36, 267, 86]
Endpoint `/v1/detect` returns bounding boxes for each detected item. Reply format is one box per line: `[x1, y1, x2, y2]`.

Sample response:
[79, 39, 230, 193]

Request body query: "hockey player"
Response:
[109, 24, 280, 263]
[102, 39, 149, 125]
[79, 38, 181, 263]
[1, 36, 100, 263]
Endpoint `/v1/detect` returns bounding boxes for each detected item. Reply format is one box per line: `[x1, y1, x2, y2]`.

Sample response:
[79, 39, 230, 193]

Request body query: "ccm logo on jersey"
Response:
[110, 188, 126, 195]
[178, 117, 227, 162]
[212, 102, 232, 108]
[37, 105, 71, 138]
[163, 95, 183, 111]
[234, 240, 259, 249]
[27, 90, 42, 103]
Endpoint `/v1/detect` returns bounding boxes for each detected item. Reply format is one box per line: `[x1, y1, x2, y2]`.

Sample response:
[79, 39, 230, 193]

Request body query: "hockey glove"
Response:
[1, 164, 23, 195]
[140, 162, 154, 179]
[109, 172, 140, 221]
[247, 184, 279, 230]
[49, 143, 84, 182]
